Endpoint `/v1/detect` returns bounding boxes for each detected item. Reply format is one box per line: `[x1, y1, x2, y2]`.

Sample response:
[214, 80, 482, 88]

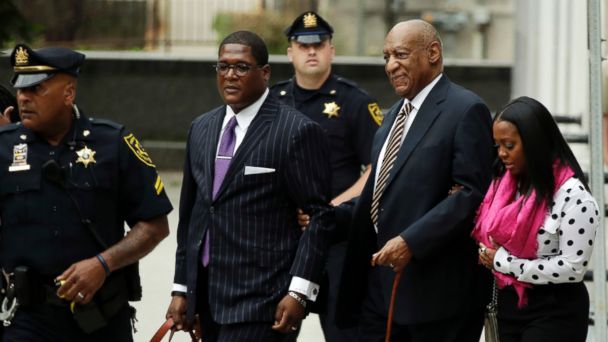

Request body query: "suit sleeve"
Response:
[284, 120, 334, 283]
[402, 101, 494, 260]
[173, 127, 197, 285]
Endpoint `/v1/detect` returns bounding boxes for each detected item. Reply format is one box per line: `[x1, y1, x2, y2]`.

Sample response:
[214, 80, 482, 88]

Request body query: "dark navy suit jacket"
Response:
[336, 75, 495, 326]
[174, 93, 333, 325]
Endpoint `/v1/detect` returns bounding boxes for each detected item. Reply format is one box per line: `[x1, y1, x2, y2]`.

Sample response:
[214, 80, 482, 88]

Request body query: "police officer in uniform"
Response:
[270, 12, 382, 342]
[0, 44, 172, 341]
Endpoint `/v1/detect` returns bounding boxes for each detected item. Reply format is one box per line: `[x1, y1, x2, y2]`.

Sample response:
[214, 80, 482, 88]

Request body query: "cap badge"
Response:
[15, 47, 29, 66]
[75, 145, 97, 168]
[323, 101, 341, 119]
[303, 13, 317, 28]
[9, 143, 30, 172]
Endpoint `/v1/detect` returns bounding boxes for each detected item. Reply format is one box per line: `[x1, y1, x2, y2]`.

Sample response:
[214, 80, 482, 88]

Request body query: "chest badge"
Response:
[323, 101, 340, 118]
[8, 143, 31, 172]
[75, 145, 97, 168]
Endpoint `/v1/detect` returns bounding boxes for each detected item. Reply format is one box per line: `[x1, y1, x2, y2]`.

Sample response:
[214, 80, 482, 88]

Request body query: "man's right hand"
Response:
[0, 106, 14, 126]
[166, 295, 188, 331]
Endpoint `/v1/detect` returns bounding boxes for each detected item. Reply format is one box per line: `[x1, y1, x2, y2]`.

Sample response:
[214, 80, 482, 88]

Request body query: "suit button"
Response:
[209, 207, 214, 214]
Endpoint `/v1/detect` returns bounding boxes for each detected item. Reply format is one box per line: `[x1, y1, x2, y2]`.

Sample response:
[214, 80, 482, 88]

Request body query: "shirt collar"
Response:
[403, 73, 443, 111]
[224, 88, 269, 131]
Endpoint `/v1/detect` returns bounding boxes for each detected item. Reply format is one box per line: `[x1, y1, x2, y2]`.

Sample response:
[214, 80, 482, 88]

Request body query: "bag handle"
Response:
[150, 317, 198, 342]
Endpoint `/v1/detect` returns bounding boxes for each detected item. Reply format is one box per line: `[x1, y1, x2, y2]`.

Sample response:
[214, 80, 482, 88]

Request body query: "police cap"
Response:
[285, 11, 333, 44]
[10, 43, 85, 89]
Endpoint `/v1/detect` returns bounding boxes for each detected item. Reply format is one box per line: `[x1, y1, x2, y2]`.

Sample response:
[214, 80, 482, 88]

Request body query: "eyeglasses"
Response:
[213, 63, 260, 77]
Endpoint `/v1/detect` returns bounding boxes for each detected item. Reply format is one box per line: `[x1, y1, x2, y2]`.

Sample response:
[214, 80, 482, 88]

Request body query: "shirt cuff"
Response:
[172, 283, 187, 293]
[289, 276, 320, 301]
[493, 246, 514, 275]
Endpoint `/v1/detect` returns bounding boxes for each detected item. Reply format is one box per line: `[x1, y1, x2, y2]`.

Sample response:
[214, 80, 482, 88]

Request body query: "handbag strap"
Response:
[150, 317, 198, 342]
[487, 278, 498, 312]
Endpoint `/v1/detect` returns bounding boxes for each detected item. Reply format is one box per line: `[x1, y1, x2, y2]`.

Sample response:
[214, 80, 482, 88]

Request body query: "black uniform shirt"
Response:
[0, 109, 172, 275]
[271, 74, 382, 197]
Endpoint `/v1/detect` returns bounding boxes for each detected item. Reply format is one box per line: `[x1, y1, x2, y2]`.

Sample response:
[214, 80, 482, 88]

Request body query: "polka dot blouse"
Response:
[493, 177, 599, 284]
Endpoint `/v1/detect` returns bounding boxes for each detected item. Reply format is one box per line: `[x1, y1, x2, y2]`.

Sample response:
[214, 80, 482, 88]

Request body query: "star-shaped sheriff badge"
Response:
[75, 145, 96, 168]
[323, 101, 340, 118]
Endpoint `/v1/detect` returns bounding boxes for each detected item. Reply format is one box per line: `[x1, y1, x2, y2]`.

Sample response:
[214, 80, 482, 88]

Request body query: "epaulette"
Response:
[89, 117, 124, 130]
[336, 76, 359, 88]
[0, 122, 20, 134]
[336, 76, 373, 98]
[271, 79, 291, 89]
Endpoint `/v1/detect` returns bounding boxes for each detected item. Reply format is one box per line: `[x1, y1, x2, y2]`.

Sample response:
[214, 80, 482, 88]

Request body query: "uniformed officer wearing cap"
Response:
[0, 43, 172, 341]
[270, 11, 382, 342]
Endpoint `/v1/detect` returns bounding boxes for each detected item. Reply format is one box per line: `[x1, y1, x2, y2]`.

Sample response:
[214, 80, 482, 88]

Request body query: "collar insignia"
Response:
[303, 13, 317, 28]
[76, 145, 96, 168]
[323, 101, 340, 118]
[8, 143, 30, 172]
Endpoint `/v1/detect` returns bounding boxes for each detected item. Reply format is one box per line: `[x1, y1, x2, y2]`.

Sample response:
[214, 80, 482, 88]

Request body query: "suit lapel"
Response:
[213, 95, 277, 201]
[205, 108, 225, 202]
[384, 76, 450, 189]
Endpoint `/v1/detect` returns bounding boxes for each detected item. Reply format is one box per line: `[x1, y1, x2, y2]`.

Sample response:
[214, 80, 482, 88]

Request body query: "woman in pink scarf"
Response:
[472, 97, 598, 342]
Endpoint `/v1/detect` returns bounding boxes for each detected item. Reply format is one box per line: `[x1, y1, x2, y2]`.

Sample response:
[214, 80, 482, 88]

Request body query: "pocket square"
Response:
[244, 166, 276, 175]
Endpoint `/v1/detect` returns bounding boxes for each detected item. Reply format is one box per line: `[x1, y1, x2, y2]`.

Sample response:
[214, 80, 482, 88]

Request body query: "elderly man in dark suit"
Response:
[165, 30, 333, 342]
[335, 20, 495, 341]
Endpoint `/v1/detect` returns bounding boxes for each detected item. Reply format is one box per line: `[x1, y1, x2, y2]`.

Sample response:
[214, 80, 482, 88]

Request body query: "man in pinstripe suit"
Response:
[165, 31, 334, 342]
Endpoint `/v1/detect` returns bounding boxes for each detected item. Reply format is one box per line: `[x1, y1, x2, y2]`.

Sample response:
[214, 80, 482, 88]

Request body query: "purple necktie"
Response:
[202, 116, 238, 266]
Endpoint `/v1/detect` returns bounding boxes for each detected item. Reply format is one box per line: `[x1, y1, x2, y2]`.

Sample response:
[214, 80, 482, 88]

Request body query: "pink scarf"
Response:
[472, 163, 574, 307]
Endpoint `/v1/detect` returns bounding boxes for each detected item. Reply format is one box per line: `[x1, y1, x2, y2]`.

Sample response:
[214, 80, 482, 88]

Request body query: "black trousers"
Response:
[357, 267, 484, 342]
[197, 265, 298, 342]
[3, 302, 132, 342]
[497, 282, 589, 342]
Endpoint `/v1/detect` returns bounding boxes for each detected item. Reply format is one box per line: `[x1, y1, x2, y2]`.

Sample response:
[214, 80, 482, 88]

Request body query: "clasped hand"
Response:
[371, 235, 412, 272]
[478, 237, 500, 270]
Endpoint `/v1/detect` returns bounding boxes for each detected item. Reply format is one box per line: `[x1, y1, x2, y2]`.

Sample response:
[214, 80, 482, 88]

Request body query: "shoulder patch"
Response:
[0, 123, 20, 134]
[368, 103, 383, 126]
[90, 118, 124, 130]
[123, 133, 156, 167]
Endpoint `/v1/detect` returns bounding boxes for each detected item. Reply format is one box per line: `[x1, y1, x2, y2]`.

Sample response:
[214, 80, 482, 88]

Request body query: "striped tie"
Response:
[370, 103, 413, 227]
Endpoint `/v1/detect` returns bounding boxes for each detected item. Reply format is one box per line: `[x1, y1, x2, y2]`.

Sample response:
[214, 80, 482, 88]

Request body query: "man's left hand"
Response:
[56, 257, 107, 305]
[272, 293, 306, 334]
[371, 235, 412, 272]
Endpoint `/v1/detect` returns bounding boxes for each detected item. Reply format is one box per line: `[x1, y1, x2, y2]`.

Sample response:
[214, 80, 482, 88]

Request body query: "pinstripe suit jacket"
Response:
[174, 93, 333, 325]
